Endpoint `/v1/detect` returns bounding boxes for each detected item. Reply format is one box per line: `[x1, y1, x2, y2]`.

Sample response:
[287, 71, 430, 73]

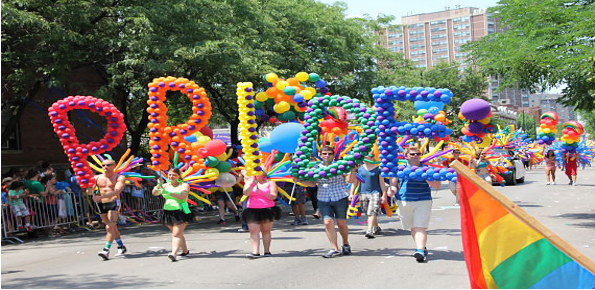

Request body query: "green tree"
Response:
[465, 0, 595, 110]
[578, 110, 595, 137]
[516, 112, 538, 140]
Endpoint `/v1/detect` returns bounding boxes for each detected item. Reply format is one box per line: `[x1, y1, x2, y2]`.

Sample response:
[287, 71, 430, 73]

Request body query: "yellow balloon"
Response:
[295, 72, 309, 82]
[275, 81, 288, 91]
[278, 101, 290, 112]
[300, 90, 313, 100]
[256, 92, 269, 102]
[478, 117, 490, 125]
[208, 187, 218, 193]
[305, 87, 316, 96]
[216, 153, 228, 161]
[265, 73, 278, 83]
[205, 168, 220, 176]
[543, 128, 551, 134]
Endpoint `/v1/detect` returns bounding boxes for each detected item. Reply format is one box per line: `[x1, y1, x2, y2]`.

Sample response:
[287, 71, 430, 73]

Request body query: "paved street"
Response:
[2, 166, 595, 289]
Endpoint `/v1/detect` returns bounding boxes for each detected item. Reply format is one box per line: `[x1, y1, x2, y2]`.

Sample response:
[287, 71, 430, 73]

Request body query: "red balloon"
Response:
[199, 126, 214, 139]
[205, 139, 227, 157]
[197, 147, 209, 158]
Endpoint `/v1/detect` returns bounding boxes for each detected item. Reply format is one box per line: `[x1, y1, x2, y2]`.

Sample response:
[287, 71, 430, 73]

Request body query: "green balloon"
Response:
[309, 73, 320, 82]
[418, 109, 429, 116]
[281, 111, 296, 120]
[254, 100, 263, 109]
[283, 86, 296, 96]
[216, 161, 232, 172]
[274, 152, 284, 162]
[206, 156, 220, 167]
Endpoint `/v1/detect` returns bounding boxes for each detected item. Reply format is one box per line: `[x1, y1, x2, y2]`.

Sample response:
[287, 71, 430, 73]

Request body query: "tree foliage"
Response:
[464, 0, 595, 110]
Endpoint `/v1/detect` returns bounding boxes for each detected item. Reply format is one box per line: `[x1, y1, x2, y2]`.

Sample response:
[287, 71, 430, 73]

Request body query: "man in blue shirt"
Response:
[296, 146, 353, 258]
[388, 145, 441, 262]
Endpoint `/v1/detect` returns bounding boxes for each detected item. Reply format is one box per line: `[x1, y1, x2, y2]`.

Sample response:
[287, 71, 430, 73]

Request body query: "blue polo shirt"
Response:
[397, 179, 432, 201]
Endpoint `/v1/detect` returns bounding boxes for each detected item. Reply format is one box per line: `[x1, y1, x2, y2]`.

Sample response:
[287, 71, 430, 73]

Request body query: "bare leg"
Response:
[248, 222, 261, 254]
[260, 221, 273, 253]
[298, 203, 306, 217]
[336, 219, 349, 246]
[323, 219, 339, 251]
[545, 168, 551, 183]
[217, 200, 226, 220]
[411, 227, 428, 250]
[368, 215, 378, 231]
[171, 223, 187, 258]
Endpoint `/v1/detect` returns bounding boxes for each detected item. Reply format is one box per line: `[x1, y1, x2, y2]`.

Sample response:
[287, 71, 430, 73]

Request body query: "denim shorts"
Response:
[318, 197, 349, 220]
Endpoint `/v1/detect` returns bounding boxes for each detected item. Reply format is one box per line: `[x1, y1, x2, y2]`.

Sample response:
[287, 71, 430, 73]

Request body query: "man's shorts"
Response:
[319, 197, 349, 220]
[360, 193, 381, 216]
[97, 200, 121, 214]
[290, 187, 307, 205]
[215, 191, 234, 202]
[10, 204, 30, 217]
[396, 200, 432, 229]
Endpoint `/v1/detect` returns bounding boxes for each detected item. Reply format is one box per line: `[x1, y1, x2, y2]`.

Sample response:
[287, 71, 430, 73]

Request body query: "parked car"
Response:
[492, 149, 526, 185]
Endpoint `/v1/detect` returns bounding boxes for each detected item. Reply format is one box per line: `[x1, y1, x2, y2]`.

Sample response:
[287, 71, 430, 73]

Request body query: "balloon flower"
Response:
[537, 112, 559, 145]
[459, 98, 495, 144]
[560, 121, 584, 153]
[48, 96, 125, 188]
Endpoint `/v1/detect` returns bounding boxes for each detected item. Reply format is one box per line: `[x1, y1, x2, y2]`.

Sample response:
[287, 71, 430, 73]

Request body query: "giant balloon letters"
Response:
[147, 77, 212, 171]
[48, 96, 125, 188]
[373, 86, 456, 181]
[290, 95, 377, 180]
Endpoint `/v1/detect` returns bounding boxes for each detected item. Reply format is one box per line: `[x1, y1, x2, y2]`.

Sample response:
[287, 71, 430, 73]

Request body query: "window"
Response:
[409, 23, 424, 29]
[388, 40, 403, 45]
[411, 50, 426, 56]
[409, 30, 424, 35]
[415, 64, 427, 68]
[431, 27, 447, 32]
[388, 33, 403, 39]
[432, 47, 448, 53]
[389, 47, 403, 52]
[455, 52, 468, 58]
[453, 17, 469, 23]
[410, 44, 425, 50]
[454, 38, 471, 44]
[431, 34, 446, 39]
[432, 55, 449, 61]
[430, 20, 446, 25]
[412, 57, 426, 62]
[409, 37, 425, 42]
[431, 41, 448, 46]
[453, 31, 470, 37]
[453, 24, 470, 30]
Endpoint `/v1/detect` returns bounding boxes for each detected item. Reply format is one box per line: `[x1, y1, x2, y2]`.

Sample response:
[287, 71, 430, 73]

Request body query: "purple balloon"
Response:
[468, 122, 485, 134]
[460, 98, 491, 121]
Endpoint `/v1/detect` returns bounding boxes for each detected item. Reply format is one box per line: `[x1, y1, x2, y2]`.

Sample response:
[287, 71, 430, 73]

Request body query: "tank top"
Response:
[545, 156, 556, 167]
[358, 166, 381, 194]
[247, 183, 275, 209]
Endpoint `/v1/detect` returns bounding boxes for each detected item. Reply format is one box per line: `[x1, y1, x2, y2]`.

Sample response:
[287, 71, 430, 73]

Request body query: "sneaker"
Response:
[167, 254, 177, 262]
[217, 219, 226, 225]
[115, 246, 127, 256]
[552, 181, 556, 185]
[546, 182, 550, 185]
[98, 249, 110, 261]
[246, 253, 261, 259]
[300, 216, 308, 225]
[573, 182, 577, 186]
[373, 226, 382, 235]
[263, 252, 272, 257]
[235, 215, 240, 222]
[568, 181, 573, 185]
[238, 228, 248, 232]
[322, 249, 342, 258]
[341, 244, 352, 255]
[413, 249, 426, 262]
[290, 218, 300, 226]
[180, 251, 190, 257]
[365, 230, 375, 239]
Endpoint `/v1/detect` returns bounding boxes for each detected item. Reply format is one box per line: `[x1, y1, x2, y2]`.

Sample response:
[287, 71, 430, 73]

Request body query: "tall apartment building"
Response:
[378, 7, 529, 108]
[528, 93, 577, 123]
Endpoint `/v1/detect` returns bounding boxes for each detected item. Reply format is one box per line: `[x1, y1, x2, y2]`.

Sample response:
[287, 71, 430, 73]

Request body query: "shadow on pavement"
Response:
[1, 273, 166, 289]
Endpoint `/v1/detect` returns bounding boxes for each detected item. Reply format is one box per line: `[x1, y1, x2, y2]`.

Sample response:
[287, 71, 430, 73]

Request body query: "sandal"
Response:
[312, 213, 320, 220]
[180, 251, 190, 257]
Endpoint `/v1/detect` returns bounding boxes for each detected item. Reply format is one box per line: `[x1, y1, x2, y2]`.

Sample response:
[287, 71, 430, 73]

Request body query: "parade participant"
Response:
[388, 145, 441, 262]
[544, 149, 557, 185]
[564, 151, 579, 186]
[241, 171, 280, 259]
[470, 150, 492, 183]
[355, 153, 387, 239]
[442, 149, 469, 205]
[286, 183, 308, 226]
[152, 168, 193, 262]
[91, 159, 127, 261]
[214, 187, 240, 225]
[295, 146, 352, 258]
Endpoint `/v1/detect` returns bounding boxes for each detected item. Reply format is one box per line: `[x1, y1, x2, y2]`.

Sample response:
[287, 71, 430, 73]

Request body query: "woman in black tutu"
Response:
[152, 168, 193, 262]
[241, 171, 280, 259]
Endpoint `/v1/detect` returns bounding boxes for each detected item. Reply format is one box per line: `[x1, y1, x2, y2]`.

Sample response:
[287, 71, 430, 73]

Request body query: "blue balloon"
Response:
[258, 137, 274, 153]
[414, 101, 445, 111]
[269, 122, 305, 153]
[184, 135, 197, 143]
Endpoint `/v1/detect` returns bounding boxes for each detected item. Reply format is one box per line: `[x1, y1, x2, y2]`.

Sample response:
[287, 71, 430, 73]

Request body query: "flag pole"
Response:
[450, 160, 595, 274]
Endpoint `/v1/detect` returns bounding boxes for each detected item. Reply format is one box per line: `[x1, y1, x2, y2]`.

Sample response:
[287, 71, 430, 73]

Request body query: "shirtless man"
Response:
[89, 159, 127, 260]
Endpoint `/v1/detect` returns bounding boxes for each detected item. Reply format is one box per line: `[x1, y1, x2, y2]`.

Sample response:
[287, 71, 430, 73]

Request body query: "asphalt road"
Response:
[2, 165, 594, 289]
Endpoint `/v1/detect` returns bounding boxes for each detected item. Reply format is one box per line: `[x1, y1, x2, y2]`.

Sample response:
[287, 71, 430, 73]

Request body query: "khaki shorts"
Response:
[360, 193, 381, 216]
[396, 200, 432, 229]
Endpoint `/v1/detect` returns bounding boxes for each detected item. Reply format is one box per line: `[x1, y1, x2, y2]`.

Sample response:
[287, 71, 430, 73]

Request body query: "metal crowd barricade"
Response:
[1, 185, 169, 242]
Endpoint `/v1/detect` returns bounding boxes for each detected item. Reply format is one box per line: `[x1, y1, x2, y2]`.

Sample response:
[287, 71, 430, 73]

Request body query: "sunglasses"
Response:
[320, 152, 333, 156]
[102, 163, 115, 167]
[408, 153, 421, 156]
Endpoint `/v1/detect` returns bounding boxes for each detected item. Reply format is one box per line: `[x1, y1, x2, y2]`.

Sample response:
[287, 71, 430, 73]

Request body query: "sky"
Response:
[317, 0, 499, 22]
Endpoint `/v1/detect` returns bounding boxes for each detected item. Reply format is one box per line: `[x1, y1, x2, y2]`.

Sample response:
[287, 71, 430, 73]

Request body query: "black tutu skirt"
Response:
[242, 206, 281, 224]
[159, 209, 194, 226]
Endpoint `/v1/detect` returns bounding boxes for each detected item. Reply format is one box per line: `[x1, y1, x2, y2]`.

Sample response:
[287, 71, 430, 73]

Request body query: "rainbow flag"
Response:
[457, 173, 595, 288]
